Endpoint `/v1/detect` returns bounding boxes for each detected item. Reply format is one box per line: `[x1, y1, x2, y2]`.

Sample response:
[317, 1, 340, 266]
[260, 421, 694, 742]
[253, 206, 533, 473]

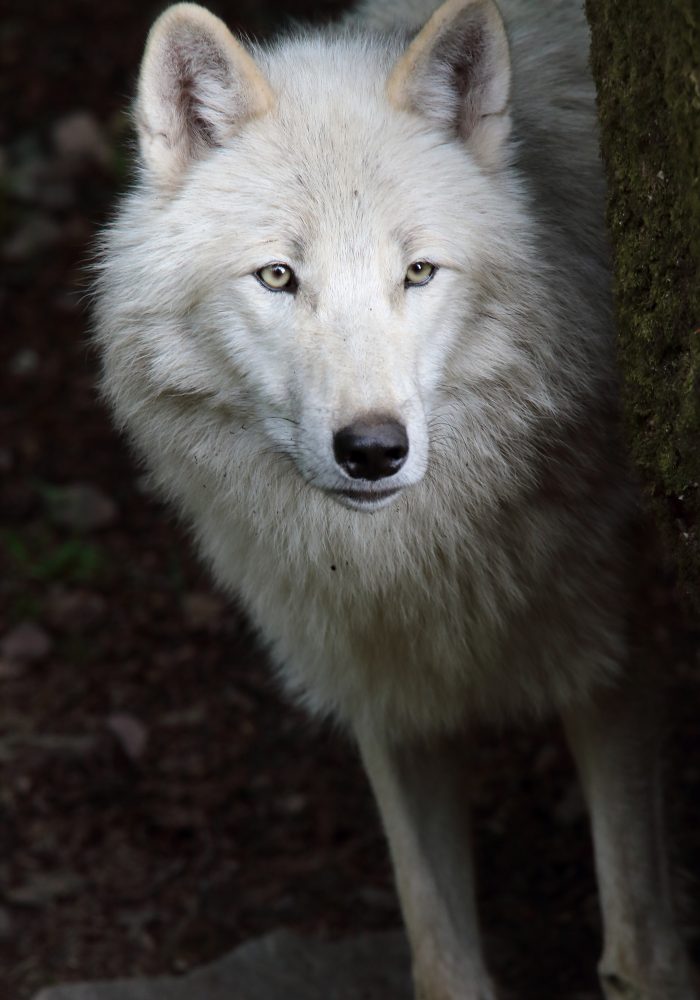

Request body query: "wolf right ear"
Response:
[136, 3, 275, 188]
[388, 0, 511, 170]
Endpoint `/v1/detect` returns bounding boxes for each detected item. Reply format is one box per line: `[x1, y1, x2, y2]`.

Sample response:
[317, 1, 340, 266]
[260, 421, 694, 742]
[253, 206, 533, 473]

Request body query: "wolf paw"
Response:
[600, 973, 643, 999]
[600, 968, 699, 1000]
[414, 972, 499, 1000]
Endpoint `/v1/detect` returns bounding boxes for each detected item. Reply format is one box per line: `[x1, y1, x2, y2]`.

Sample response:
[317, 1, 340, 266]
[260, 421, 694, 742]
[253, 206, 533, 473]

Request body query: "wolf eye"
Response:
[405, 261, 437, 287]
[255, 263, 298, 293]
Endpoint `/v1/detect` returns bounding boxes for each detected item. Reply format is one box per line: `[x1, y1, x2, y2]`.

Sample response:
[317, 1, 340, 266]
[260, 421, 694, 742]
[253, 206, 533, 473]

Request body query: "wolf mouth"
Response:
[329, 486, 402, 509]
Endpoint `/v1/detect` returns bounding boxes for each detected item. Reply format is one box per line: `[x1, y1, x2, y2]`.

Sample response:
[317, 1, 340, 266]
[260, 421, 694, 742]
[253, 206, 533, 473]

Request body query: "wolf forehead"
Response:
[256, 34, 404, 129]
[173, 39, 479, 235]
[135, 0, 512, 211]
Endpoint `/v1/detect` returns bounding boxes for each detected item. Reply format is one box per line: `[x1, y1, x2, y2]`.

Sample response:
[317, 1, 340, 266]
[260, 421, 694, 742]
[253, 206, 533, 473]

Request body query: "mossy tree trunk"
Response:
[585, 0, 700, 610]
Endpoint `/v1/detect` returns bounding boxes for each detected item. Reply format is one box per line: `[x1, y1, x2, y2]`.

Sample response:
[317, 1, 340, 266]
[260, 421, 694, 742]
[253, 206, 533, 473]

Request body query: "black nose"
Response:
[333, 417, 409, 481]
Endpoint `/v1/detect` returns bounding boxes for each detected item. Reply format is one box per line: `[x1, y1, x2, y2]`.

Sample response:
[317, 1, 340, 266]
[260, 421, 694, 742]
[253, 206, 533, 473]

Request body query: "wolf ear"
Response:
[136, 3, 275, 187]
[387, 0, 511, 169]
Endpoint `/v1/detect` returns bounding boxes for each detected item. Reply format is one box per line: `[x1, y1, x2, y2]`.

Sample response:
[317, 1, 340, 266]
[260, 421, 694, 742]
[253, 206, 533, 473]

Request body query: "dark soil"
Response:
[1, 2, 698, 999]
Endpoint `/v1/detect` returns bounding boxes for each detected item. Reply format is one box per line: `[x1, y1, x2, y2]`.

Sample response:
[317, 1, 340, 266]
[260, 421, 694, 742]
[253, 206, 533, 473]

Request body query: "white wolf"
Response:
[94, 0, 697, 996]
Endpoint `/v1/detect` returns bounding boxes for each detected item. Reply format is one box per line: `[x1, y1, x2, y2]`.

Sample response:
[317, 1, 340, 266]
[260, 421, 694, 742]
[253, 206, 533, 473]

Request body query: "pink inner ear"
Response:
[430, 20, 490, 138]
[388, 0, 510, 155]
[137, 5, 275, 186]
[164, 27, 238, 151]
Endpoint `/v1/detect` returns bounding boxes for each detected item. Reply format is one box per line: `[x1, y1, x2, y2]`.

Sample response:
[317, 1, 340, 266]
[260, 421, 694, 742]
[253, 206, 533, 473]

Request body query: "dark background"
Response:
[1, 1, 699, 997]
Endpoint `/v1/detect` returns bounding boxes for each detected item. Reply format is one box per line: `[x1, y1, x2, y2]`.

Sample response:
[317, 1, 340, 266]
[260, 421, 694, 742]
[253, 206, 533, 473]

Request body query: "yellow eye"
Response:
[405, 260, 437, 287]
[255, 263, 297, 293]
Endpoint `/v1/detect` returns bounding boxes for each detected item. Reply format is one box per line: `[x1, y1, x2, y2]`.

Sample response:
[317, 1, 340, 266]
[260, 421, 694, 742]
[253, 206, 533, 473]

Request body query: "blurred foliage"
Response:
[2, 527, 105, 586]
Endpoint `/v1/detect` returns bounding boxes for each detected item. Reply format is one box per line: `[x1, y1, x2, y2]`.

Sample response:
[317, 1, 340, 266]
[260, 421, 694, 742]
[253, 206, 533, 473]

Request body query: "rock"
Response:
[52, 112, 111, 168]
[31, 929, 411, 1000]
[0, 622, 52, 664]
[45, 482, 118, 532]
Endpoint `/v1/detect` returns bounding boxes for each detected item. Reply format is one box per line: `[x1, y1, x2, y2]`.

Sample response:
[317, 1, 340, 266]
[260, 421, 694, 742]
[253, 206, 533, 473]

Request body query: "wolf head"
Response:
[97, 0, 567, 518]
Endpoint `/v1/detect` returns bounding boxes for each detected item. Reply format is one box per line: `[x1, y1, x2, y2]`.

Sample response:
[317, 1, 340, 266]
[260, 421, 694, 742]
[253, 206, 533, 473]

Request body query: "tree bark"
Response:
[585, 0, 700, 610]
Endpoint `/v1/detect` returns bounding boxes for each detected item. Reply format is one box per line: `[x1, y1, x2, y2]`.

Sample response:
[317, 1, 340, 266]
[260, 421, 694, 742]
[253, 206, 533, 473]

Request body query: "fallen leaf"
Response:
[107, 712, 148, 761]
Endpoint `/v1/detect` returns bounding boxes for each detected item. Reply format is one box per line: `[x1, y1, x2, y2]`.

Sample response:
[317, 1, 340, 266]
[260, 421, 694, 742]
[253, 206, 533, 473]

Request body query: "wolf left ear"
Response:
[136, 3, 275, 188]
[387, 0, 511, 170]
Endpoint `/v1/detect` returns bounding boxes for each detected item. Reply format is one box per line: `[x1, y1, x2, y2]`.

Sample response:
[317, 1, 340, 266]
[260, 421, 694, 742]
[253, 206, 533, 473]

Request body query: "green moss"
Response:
[586, 0, 700, 610]
[1, 528, 105, 585]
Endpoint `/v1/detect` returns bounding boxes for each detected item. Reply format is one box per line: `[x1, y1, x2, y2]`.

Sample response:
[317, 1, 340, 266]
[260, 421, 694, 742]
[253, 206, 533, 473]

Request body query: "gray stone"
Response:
[32, 929, 411, 1000]
[52, 112, 111, 168]
[45, 482, 118, 531]
[0, 621, 52, 664]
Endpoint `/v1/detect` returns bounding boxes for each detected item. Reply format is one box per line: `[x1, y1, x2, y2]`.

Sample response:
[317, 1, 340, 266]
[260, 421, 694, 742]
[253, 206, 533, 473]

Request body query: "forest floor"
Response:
[1, 1, 699, 998]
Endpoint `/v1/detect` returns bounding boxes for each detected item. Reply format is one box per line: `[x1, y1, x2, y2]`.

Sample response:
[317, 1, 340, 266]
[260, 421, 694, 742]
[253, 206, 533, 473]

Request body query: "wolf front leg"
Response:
[562, 679, 697, 1000]
[357, 730, 498, 1000]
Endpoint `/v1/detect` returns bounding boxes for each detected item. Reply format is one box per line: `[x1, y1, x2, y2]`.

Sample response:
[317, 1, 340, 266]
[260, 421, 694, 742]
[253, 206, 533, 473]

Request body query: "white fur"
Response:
[94, 2, 697, 997]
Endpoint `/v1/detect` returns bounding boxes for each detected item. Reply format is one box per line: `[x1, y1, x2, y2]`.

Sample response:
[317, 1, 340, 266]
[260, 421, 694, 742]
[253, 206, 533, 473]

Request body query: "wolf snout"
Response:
[333, 416, 409, 481]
